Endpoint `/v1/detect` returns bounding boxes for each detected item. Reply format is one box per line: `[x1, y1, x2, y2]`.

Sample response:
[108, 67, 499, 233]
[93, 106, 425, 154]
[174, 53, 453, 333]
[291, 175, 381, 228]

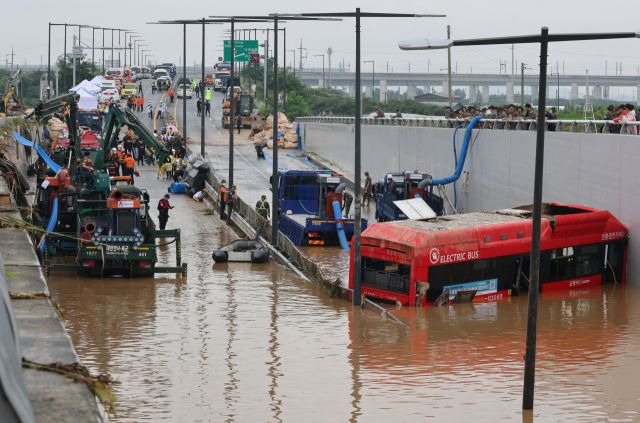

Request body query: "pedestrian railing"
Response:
[296, 116, 640, 134]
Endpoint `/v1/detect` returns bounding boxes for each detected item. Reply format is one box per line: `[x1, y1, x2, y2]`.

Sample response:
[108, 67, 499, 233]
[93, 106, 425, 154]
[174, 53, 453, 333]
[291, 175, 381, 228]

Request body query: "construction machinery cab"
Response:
[317, 173, 343, 219]
[375, 171, 443, 221]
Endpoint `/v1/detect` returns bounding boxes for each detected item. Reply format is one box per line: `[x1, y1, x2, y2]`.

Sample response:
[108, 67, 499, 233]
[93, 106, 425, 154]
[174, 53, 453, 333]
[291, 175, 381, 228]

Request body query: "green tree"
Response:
[56, 56, 100, 93]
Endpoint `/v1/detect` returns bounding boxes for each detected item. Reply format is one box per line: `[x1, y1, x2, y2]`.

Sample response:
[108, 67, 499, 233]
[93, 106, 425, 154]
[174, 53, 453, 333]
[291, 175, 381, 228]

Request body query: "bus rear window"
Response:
[362, 257, 411, 295]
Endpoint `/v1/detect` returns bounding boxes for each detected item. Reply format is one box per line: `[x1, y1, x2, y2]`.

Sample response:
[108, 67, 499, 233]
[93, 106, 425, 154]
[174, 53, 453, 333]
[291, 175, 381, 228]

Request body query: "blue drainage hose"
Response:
[430, 115, 482, 186]
[39, 196, 59, 254]
[332, 200, 350, 251]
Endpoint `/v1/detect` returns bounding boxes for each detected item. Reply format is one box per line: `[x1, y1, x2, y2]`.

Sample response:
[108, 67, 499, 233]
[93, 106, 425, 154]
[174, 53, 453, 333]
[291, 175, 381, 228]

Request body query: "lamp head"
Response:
[398, 38, 451, 50]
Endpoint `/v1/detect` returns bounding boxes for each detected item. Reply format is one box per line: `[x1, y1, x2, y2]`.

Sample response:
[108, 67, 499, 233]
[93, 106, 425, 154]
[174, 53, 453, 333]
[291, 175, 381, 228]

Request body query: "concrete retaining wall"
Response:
[300, 122, 640, 284]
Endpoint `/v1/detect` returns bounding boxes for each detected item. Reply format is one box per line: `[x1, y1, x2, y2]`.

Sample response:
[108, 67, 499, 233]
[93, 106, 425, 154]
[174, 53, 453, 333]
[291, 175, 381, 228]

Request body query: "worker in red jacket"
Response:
[157, 194, 174, 230]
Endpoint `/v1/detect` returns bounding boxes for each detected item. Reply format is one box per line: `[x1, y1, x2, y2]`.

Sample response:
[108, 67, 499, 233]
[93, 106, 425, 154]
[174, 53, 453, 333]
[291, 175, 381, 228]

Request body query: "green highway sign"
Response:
[223, 40, 259, 63]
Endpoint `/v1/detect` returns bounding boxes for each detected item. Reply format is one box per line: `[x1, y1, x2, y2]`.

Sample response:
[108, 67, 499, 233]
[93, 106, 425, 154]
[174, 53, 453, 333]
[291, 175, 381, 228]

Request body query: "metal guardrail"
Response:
[296, 116, 640, 134]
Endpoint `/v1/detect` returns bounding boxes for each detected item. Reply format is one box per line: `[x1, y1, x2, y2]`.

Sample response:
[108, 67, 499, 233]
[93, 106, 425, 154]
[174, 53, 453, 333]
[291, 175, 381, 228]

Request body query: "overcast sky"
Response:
[4, 0, 640, 76]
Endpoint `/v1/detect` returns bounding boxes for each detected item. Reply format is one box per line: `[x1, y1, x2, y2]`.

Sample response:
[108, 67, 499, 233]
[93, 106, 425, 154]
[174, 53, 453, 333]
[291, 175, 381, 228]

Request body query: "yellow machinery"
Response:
[1, 70, 24, 116]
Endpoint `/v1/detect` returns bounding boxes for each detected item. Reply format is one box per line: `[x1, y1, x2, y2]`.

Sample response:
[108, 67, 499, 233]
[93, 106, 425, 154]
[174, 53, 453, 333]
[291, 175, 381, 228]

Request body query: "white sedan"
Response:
[176, 84, 193, 98]
[99, 89, 120, 103]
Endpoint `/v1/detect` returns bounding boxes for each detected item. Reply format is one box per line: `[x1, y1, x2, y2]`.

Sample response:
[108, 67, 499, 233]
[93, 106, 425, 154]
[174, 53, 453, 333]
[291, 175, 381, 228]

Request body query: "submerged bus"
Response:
[349, 203, 628, 306]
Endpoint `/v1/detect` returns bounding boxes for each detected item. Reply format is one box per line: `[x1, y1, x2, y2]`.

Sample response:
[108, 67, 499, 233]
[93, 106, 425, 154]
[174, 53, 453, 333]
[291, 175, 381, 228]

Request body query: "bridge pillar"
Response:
[407, 84, 417, 100]
[380, 79, 388, 103]
[319, 78, 324, 89]
[530, 85, 538, 104]
[469, 85, 478, 104]
[571, 83, 579, 100]
[442, 79, 449, 98]
[347, 85, 355, 98]
[482, 86, 489, 104]
[506, 81, 514, 104]
[603, 86, 610, 99]
[593, 85, 603, 100]
[637, 85, 640, 102]
[424, 85, 430, 95]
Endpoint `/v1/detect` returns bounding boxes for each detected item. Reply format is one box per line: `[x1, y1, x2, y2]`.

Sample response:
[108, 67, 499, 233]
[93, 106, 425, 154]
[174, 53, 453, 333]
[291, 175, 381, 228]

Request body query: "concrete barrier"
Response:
[300, 121, 640, 285]
[0, 170, 102, 422]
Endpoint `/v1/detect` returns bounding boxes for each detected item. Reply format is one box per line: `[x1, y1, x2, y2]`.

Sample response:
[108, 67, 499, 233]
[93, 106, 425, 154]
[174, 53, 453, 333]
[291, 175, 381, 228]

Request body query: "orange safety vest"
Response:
[124, 156, 135, 169]
[219, 186, 228, 202]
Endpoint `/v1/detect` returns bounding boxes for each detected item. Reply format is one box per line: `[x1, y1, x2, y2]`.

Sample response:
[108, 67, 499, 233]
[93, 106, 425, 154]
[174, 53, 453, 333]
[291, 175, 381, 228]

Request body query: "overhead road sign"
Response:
[224, 40, 259, 62]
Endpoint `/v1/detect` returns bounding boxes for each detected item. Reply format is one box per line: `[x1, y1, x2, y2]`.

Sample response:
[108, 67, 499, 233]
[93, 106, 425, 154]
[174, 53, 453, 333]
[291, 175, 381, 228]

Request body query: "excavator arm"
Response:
[33, 92, 80, 160]
[97, 103, 169, 170]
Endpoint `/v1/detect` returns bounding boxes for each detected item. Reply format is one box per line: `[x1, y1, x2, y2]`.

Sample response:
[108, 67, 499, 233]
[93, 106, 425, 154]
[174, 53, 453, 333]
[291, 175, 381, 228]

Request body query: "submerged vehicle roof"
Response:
[361, 203, 628, 253]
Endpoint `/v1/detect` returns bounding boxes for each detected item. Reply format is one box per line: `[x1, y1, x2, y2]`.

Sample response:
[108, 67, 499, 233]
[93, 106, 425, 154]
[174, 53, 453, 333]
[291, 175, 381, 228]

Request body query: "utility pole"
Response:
[315, 54, 325, 88]
[584, 69, 594, 120]
[327, 47, 333, 88]
[201, 18, 205, 157]
[298, 39, 304, 71]
[521, 62, 526, 106]
[447, 25, 452, 107]
[263, 32, 268, 100]
[511, 44, 515, 75]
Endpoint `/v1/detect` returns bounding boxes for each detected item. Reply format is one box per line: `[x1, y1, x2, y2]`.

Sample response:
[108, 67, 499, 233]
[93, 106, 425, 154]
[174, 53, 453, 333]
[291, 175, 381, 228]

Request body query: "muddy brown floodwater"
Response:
[47, 156, 640, 422]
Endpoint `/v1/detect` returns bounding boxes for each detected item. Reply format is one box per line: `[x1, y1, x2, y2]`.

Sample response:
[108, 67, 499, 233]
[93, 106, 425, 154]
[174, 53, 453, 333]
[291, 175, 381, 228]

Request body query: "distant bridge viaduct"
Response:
[296, 68, 640, 103]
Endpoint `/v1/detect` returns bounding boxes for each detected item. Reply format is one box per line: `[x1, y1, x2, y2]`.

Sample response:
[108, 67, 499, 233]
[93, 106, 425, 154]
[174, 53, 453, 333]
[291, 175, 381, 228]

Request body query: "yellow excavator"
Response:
[0, 70, 24, 116]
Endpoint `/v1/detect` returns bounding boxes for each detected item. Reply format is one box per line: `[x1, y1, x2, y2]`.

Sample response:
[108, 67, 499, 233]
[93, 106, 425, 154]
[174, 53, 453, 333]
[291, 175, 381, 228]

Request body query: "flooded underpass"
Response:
[43, 80, 640, 421]
[44, 167, 640, 422]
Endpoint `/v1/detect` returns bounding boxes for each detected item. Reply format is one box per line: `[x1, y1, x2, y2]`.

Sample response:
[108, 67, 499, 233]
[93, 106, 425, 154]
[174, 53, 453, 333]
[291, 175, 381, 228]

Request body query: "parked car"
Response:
[176, 84, 193, 98]
[121, 83, 138, 98]
[100, 80, 116, 91]
[99, 89, 120, 103]
[105, 67, 122, 79]
[153, 68, 169, 80]
[156, 76, 172, 90]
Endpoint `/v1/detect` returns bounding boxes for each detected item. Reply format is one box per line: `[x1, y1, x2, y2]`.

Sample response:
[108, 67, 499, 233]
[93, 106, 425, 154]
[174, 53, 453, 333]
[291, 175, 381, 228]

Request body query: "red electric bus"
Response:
[349, 203, 628, 306]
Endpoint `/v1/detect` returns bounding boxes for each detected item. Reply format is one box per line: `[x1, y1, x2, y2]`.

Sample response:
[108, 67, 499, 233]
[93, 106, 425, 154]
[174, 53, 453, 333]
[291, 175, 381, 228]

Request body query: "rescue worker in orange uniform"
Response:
[123, 153, 136, 184]
[219, 180, 228, 219]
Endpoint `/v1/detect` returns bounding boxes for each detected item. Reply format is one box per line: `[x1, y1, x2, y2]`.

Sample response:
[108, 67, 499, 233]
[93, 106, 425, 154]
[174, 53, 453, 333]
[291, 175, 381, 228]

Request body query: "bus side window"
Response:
[549, 244, 602, 281]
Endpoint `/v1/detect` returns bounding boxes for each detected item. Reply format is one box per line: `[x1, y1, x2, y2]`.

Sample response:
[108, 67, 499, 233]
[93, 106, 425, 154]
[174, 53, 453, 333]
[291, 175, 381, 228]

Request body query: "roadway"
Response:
[164, 82, 379, 283]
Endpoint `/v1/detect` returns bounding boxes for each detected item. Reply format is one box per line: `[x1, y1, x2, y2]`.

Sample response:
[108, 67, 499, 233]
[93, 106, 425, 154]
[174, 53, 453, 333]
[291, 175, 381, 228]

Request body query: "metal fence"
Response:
[296, 116, 640, 134]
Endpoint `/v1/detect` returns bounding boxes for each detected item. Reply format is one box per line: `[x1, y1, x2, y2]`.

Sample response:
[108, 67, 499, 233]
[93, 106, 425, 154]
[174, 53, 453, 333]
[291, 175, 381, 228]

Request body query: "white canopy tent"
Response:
[89, 75, 104, 88]
[70, 79, 101, 95]
[75, 87, 99, 110]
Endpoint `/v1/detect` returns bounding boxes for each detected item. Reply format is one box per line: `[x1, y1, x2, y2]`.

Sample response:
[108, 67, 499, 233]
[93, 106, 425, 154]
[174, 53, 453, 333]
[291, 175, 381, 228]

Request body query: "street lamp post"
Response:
[130, 35, 141, 66]
[314, 54, 325, 88]
[123, 31, 135, 67]
[139, 48, 149, 68]
[399, 26, 640, 412]
[151, 19, 258, 175]
[521, 62, 531, 106]
[297, 9, 444, 306]
[101, 28, 105, 73]
[210, 14, 339, 248]
[364, 60, 374, 100]
[48, 23, 70, 96]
